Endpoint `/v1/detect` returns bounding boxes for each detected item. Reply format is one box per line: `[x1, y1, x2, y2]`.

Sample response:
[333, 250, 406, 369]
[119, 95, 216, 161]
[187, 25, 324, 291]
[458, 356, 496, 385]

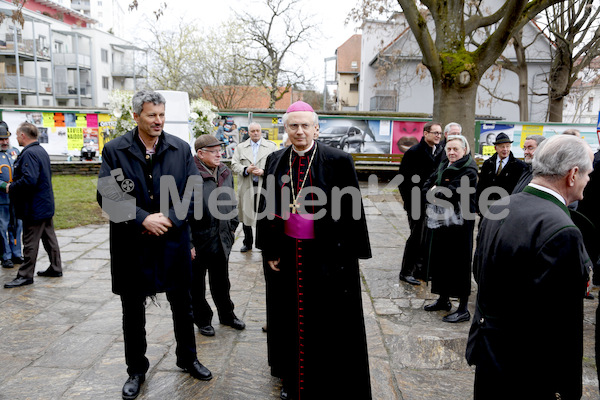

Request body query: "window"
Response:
[349, 83, 359, 92]
[55, 41, 63, 53]
[41, 67, 49, 82]
[351, 61, 358, 69]
[588, 97, 594, 112]
[102, 76, 109, 89]
[42, 99, 50, 106]
[101, 49, 108, 63]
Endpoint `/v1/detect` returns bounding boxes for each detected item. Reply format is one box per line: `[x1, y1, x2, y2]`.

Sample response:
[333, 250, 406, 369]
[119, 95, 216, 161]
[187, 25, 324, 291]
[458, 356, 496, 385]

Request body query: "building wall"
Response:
[337, 73, 359, 109]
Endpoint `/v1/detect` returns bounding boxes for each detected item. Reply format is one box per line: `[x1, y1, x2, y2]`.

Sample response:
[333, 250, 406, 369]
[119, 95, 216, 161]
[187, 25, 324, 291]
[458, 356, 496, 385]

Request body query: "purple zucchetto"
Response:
[286, 101, 315, 113]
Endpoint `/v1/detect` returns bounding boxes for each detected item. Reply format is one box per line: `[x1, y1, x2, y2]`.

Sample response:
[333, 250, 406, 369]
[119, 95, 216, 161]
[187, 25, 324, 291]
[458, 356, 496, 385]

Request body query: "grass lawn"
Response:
[52, 174, 107, 230]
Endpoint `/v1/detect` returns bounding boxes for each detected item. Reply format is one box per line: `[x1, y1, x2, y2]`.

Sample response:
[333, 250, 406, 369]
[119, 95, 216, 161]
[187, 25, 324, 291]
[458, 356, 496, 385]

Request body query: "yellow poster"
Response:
[75, 114, 87, 128]
[482, 145, 495, 156]
[520, 125, 544, 147]
[42, 113, 55, 127]
[67, 127, 83, 150]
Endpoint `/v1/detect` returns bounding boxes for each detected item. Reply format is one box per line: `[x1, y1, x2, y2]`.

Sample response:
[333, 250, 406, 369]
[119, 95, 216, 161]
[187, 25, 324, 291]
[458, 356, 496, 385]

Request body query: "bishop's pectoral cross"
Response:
[290, 199, 300, 214]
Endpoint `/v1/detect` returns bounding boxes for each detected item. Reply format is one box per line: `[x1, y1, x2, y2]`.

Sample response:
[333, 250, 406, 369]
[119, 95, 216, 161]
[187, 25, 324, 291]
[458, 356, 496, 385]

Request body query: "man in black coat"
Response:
[466, 135, 593, 399]
[189, 134, 245, 337]
[476, 132, 527, 214]
[4, 122, 62, 288]
[257, 101, 372, 400]
[97, 90, 211, 400]
[512, 134, 545, 194]
[397, 121, 442, 285]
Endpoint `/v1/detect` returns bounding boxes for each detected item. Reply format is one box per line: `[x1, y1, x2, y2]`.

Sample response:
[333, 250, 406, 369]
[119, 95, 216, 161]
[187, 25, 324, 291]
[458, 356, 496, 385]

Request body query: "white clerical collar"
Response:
[292, 140, 315, 156]
[528, 183, 566, 205]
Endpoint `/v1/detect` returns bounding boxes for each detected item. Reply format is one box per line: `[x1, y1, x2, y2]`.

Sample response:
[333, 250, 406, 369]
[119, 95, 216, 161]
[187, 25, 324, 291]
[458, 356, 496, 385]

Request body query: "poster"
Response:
[391, 121, 426, 154]
[2, 110, 112, 157]
[317, 118, 390, 154]
[479, 123, 516, 155]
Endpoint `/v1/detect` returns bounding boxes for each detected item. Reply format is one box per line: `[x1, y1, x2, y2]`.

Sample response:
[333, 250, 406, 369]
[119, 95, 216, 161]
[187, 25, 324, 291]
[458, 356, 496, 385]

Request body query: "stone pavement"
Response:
[0, 181, 598, 399]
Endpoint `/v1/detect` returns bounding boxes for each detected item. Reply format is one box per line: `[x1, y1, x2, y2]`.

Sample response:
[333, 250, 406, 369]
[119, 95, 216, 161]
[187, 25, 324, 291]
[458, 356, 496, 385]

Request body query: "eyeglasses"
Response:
[201, 149, 221, 155]
[428, 131, 442, 136]
[286, 123, 312, 132]
[523, 146, 536, 151]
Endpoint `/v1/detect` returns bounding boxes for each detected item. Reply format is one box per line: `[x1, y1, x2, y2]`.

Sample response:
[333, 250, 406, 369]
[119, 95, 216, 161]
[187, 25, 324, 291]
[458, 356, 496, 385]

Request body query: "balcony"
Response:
[0, 37, 51, 60]
[111, 63, 145, 78]
[0, 73, 53, 93]
[370, 95, 397, 111]
[54, 82, 92, 98]
[54, 53, 91, 69]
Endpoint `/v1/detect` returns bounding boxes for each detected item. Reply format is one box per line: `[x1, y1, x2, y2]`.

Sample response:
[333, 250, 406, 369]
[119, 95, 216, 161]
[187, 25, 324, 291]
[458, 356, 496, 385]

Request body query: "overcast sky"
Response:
[119, 0, 363, 92]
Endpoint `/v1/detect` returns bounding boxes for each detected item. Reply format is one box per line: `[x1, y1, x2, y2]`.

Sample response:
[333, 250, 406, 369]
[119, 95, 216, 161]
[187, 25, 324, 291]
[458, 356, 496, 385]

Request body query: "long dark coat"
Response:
[476, 152, 527, 212]
[190, 157, 239, 258]
[398, 136, 441, 216]
[423, 154, 478, 298]
[11, 142, 55, 221]
[256, 143, 372, 400]
[466, 187, 590, 399]
[97, 128, 200, 296]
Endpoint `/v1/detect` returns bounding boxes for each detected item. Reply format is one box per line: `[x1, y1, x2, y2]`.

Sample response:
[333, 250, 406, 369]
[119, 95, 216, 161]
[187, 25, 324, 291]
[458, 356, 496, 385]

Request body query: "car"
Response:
[318, 125, 365, 152]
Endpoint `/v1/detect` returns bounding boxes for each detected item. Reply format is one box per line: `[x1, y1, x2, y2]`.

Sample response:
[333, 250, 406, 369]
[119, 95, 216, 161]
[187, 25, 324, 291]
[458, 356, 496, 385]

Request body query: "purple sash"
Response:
[284, 213, 315, 239]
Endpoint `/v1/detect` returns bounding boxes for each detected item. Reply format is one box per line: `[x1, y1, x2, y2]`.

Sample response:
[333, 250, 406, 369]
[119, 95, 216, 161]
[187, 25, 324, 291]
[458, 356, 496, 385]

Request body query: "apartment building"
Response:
[0, 0, 145, 108]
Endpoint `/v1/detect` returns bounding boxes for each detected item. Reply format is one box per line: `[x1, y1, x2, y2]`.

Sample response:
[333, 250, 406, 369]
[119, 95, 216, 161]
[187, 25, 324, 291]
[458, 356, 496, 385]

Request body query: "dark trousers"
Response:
[18, 217, 62, 279]
[121, 290, 197, 376]
[242, 224, 253, 248]
[191, 251, 235, 326]
[400, 216, 426, 279]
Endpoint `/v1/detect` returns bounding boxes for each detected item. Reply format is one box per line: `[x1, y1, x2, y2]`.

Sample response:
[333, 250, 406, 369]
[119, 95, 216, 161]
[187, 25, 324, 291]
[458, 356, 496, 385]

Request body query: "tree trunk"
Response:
[433, 79, 479, 153]
[547, 96, 564, 122]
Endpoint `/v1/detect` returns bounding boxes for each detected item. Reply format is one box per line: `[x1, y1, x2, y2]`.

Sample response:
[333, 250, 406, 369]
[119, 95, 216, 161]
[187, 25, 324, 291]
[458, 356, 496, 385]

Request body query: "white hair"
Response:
[444, 122, 462, 134]
[446, 134, 470, 155]
[533, 135, 592, 180]
[282, 111, 319, 126]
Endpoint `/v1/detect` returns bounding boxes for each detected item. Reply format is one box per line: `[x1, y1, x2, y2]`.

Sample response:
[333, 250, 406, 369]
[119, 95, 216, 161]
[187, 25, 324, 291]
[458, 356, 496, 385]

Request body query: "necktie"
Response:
[496, 160, 503, 176]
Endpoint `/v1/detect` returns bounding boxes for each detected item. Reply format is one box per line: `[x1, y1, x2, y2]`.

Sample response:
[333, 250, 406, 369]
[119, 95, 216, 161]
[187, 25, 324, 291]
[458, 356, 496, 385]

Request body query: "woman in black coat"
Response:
[422, 135, 478, 323]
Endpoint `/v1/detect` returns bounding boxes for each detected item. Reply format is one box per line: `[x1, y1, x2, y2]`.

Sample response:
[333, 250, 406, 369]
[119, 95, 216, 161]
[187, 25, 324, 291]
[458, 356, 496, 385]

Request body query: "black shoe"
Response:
[122, 374, 145, 400]
[11, 257, 24, 265]
[37, 268, 63, 277]
[442, 310, 471, 323]
[199, 325, 215, 336]
[221, 317, 246, 330]
[586, 293, 595, 300]
[1, 259, 14, 268]
[280, 384, 288, 400]
[240, 245, 251, 253]
[4, 276, 33, 288]
[399, 274, 421, 286]
[424, 299, 452, 312]
[177, 359, 213, 381]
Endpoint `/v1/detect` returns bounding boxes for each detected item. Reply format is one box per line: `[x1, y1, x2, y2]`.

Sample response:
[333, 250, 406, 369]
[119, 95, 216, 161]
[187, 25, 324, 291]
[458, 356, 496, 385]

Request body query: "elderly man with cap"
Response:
[189, 134, 245, 337]
[256, 101, 372, 399]
[0, 121, 22, 269]
[476, 132, 527, 214]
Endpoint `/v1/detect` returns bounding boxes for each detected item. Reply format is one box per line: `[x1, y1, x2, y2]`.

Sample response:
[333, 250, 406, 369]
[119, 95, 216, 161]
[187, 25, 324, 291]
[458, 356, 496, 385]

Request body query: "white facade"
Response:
[359, 14, 553, 122]
[70, 0, 126, 37]
[0, 0, 144, 108]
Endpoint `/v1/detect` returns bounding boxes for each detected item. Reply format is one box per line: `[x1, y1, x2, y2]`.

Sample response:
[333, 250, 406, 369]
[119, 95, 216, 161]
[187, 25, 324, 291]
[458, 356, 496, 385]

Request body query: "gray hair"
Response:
[132, 90, 166, 115]
[248, 122, 262, 130]
[562, 128, 581, 137]
[446, 134, 470, 154]
[525, 135, 546, 146]
[444, 122, 462, 134]
[282, 111, 319, 126]
[532, 135, 592, 180]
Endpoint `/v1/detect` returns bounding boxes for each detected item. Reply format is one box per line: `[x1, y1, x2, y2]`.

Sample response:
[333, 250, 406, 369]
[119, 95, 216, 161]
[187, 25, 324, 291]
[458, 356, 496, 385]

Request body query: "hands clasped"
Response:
[142, 213, 173, 236]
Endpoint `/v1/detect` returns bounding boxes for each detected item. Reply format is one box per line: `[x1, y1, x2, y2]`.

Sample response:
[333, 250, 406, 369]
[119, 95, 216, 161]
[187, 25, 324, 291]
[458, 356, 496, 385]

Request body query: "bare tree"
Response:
[352, 0, 563, 146]
[539, 0, 600, 122]
[235, 0, 319, 108]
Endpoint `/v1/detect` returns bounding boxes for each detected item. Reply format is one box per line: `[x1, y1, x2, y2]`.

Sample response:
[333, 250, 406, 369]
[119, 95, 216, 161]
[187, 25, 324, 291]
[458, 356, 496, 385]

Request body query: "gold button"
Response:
[145, 155, 150, 159]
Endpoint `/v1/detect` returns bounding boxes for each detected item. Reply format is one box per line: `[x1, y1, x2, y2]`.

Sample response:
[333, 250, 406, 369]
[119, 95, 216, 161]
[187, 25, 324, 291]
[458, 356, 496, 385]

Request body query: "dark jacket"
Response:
[97, 127, 200, 296]
[466, 187, 590, 399]
[423, 154, 478, 297]
[11, 141, 55, 221]
[190, 157, 239, 258]
[397, 137, 441, 216]
[511, 163, 532, 194]
[476, 152, 527, 212]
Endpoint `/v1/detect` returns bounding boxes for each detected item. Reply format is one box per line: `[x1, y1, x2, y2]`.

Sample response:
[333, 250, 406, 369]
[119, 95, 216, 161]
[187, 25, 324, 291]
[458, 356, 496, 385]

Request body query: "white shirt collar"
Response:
[292, 140, 315, 156]
[527, 183, 566, 205]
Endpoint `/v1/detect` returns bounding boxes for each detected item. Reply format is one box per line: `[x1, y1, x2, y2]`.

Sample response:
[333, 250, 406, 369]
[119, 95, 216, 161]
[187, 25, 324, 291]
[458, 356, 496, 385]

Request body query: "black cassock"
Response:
[257, 143, 372, 399]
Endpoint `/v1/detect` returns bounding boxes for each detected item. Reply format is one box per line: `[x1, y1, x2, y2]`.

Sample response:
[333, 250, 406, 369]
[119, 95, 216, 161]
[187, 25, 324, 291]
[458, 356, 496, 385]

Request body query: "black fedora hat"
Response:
[493, 132, 512, 145]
